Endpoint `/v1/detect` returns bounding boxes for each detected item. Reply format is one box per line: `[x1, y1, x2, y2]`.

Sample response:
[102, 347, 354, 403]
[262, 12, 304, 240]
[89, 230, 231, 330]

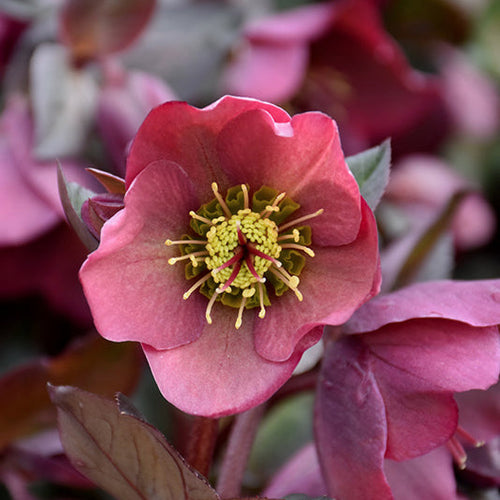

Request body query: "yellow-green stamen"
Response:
[166, 183, 321, 329]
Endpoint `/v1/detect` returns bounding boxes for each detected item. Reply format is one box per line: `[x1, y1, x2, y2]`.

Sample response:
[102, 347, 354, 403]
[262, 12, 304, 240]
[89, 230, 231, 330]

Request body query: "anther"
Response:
[235, 297, 247, 329]
[189, 211, 214, 226]
[211, 182, 232, 218]
[279, 209, 324, 232]
[242, 287, 256, 298]
[446, 436, 467, 470]
[241, 184, 249, 210]
[258, 282, 266, 318]
[183, 272, 213, 300]
[165, 238, 207, 246]
[261, 192, 286, 218]
[280, 243, 315, 257]
[277, 229, 300, 243]
[205, 291, 219, 324]
[168, 251, 209, 265]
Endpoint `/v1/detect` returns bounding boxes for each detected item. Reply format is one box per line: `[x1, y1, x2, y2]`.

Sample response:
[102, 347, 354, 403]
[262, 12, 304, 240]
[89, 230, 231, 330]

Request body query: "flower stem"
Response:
[216, 404, 266, 498]
[185, 416, 219, 478]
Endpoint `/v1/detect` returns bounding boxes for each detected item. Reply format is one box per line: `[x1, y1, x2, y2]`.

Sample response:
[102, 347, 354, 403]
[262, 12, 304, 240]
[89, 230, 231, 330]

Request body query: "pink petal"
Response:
[79, 160, 207, 348]
[365, 319, 500, 393]
[373, 354, 459, 460]
[223, 42, 309, 104]
[254, 199, 379, 362]
[142, 305, 303, 417]
[0, 99, 59, 244]
[216, 107, 361, 246]
[384, 447, 458, 500]
[344, 279, 500, 333]
[456, 382, 500, 442]
[263, 443, 327, 498]
[315, 337, 392, 500]
[125, 96, 290, 195]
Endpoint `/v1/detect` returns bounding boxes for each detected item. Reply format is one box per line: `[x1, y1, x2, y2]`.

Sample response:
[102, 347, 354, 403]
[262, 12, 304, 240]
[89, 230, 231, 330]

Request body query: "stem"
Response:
[216, 404, 266, 498]
[185, 416, 219, 477]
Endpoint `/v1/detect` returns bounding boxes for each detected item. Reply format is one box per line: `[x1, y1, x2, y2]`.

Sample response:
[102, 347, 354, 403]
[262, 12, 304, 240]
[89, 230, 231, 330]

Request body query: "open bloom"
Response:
[315, 279, 500, 499]
[223, 0, 448, 157]
[79, 95, 380, 416]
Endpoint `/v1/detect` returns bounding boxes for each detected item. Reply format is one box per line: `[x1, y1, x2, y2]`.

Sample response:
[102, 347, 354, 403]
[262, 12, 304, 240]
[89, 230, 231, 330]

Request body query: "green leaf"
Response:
[57, 164, 98, 252]
[49, 385, 220, 500]
[346, 139, 391, 211]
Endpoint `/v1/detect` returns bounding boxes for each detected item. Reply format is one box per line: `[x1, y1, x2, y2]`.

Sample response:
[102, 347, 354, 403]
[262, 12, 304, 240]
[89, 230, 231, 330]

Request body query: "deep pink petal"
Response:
[364, 319, 500, 394]
[315, 337, 392, 500]
[456, 382, 500, 442]
[125, 96, 290, 197]
[216, 108, 361, 246]
[254, 199, 379, 362]
[0, 99, 59, 244]
[373, 354, 459, 460]
[384, 447, 458, 500]
[223, 43, 309, 104]
[344, 279, 500, 333]
[142, 306, 303, 417]
[79, 160, 207, 348]
[263, 443, 327, 498]
[244, 2, 335, 43]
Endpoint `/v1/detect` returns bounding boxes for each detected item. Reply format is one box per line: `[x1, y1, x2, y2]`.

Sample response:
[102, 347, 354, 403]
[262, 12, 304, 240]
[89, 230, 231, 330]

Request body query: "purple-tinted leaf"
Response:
[49, 385, 220, 500]
[86, 168, 126, 195]
[57, 164, 98, 251]
[346, 139, 391, 211]
[59, 0, 156, 61]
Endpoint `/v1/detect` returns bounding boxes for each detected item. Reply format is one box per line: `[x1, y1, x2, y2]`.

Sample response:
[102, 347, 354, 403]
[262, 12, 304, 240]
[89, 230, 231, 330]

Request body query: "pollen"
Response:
[165, 183, 322, 329]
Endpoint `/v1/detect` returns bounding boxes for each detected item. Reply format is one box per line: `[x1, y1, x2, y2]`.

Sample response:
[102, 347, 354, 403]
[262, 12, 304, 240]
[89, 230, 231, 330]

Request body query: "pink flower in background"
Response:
[0, 96, 92, 323]
[79, 95, 380, 417]
[315, 279, 500, 500]
[385, 154, 496, 251]
[223, 0, 448, 156]
[97, 64, 176, 175]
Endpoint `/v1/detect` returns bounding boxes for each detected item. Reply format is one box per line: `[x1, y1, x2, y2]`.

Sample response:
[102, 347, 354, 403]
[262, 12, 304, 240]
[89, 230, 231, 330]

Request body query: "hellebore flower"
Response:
[79, 95, 380, 417]
[315, 279, 500, 500]
[0, 96, 92, 323]
[385, 154, 496, 252]
[223, 0, 448, 157]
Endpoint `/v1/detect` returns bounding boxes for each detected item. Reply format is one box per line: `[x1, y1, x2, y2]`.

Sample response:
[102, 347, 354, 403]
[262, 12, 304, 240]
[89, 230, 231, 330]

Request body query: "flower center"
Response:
[166, 183, 322, 329]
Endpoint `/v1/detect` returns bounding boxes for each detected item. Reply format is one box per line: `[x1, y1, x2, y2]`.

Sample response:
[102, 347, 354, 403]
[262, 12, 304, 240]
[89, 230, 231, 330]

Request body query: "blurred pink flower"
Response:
[223, 0, 448, 156]
[264, 443, 458, 500]
[385, 154, 496, 251]
[79, 95, 380, 417]
[315, 279, 500, 499]
[0, 96, 92, 323]
[97, 64, 176, 175]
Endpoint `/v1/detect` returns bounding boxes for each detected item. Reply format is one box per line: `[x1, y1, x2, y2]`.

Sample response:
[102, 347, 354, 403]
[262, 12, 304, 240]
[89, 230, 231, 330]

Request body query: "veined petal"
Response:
[365, 319, 500, 393]
[384, 447, 457, 500]
[254, 199, 379, 362]
[216, 108, 361, 246]
[344, 279, 500, 333]
[80, 160, 206, 348]
[125, 96, 290, 200]
[315, 337, 391, 500]
[142, 305, 304, 417]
